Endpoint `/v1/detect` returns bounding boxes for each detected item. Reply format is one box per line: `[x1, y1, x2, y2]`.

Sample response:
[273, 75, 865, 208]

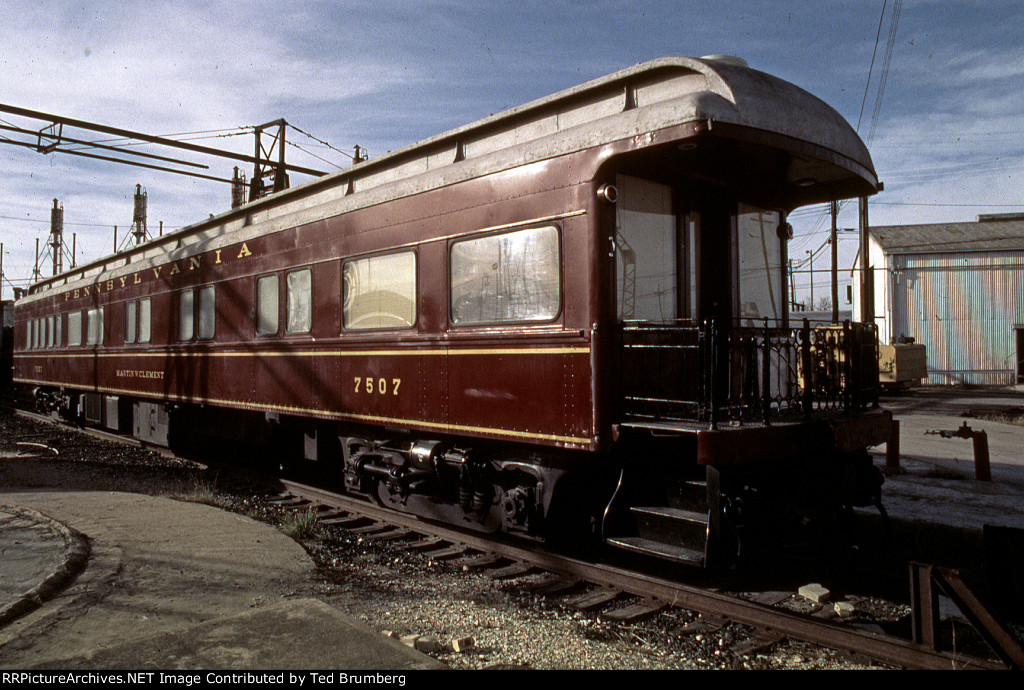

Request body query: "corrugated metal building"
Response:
[853, 213, 1024, 385]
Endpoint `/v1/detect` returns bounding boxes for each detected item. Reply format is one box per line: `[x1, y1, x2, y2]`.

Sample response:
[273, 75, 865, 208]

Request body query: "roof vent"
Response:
[700, 55, 749, 68]
[977, 212, 1024, 223]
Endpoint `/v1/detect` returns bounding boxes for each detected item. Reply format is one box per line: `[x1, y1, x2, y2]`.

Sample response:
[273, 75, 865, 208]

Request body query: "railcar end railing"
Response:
[621, 318, 880, 428]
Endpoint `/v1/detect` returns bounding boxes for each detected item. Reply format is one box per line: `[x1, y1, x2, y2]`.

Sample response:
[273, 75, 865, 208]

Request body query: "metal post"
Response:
[761, 319, 772, 425]
[801, 318, 812, 420]
[973, 430, 991, 482]
[707, 319, 719, 431]
[909, 562, 938, 650]
[831, 200, 839, 323]
[50, 198, 63, 276]
[843, 320, 854, 412]
[789, 259, 795, 311]
[132, 184, 147, 245]
[886, 419, 900, 474]
[275, 124, 288, 192]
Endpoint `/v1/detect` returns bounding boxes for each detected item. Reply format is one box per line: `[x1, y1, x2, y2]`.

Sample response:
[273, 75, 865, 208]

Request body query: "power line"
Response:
[866, 0, 903, 145]
[857, 0, 889, 133]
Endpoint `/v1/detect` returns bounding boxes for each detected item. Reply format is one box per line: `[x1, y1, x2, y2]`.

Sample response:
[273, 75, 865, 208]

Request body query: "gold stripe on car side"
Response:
[14, 346, 590, 359]
[13, 375, 593, 446]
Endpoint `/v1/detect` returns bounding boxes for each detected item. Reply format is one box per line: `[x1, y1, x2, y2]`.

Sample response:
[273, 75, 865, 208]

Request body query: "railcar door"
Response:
[613, 174, 790, 423]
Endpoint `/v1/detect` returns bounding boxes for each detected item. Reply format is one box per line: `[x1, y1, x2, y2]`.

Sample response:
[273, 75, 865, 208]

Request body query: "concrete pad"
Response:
[0, 491, 444, 670]
[871, 391, 1024, 531]
[43, 598, 445, 670]
[0, 505, 89, 626]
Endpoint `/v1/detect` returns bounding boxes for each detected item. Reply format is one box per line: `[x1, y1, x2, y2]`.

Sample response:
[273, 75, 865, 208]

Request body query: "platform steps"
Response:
[604, 477, 711, 566]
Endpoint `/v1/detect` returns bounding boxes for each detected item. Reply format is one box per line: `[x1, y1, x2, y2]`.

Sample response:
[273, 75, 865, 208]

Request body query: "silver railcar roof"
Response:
[25, 56, 874, 299]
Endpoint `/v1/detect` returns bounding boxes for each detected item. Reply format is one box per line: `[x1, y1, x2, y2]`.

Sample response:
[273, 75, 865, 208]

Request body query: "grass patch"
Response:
[969, 410, 1024, 426]
[281, 507, 323, 541]
[921, 466, 968, 480]
[164, 473, 221, 506]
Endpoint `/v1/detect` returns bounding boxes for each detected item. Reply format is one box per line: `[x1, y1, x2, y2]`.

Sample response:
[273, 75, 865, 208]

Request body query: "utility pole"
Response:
[859, 196, 873, 324]
[789, 259, 796, 311]
[831, 200, 839, 323]
[806, 250, 814, 309]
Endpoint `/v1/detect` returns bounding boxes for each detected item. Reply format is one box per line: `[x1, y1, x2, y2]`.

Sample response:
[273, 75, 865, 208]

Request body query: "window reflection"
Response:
[451, 225, 560, 324]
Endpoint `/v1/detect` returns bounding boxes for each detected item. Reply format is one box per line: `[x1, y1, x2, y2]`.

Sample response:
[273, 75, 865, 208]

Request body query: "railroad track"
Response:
[268, 476, 1010, 670]
[8, 407, 1019, 669]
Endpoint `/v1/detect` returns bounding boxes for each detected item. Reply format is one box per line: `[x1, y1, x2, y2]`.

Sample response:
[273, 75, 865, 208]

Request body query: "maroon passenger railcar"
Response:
[13, 57, 891, 565]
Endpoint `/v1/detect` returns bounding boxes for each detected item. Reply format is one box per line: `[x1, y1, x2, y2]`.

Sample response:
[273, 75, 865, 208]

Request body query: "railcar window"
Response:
[450, 225, 560, 324]
[68, 311, 82, 347]
[198, 286, 215, 340]
[47, 316, 54, 348]
[615, 175, 677, 321]
[125, 300, 137, 344]
[55, 313, 62, 347]
[342, 251, 416, 330]
[86, 307, 104, 346]
[179, 289, 194, 340]
[256, 274, 279, 335]
[138, 298, 151, 343]
[286, 269, 311, 334]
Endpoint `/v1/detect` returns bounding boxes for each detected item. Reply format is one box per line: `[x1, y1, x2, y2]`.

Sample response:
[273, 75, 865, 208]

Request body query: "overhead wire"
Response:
[867, 0, 903, 145]
[792, 1, 901, 299]
[857, 0, 889, 133]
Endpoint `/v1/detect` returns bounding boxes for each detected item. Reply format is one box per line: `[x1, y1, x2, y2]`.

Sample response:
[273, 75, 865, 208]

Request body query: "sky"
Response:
[1, 0, 1023, 307]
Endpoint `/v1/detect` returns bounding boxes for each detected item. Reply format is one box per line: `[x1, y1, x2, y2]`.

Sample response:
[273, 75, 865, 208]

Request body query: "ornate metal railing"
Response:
[620, 318, 879, 428]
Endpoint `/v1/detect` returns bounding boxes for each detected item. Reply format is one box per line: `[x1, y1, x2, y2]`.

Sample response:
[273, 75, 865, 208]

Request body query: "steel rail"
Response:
[4, 409, 1006, 671]
[279, 477, 1006, 671]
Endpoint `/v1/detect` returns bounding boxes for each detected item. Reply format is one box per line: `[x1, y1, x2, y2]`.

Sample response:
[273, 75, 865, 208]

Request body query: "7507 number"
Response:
[354, 376, 402, 396]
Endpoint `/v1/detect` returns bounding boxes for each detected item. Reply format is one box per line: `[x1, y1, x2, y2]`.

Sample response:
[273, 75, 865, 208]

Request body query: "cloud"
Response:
[3, 0, 1024, 305]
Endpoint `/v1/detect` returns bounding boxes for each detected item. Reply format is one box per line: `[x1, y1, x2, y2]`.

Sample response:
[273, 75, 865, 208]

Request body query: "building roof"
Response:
[869, 214, 1024, 254]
